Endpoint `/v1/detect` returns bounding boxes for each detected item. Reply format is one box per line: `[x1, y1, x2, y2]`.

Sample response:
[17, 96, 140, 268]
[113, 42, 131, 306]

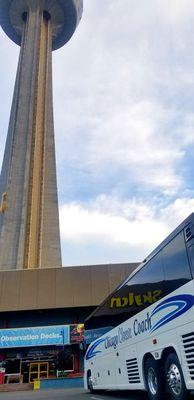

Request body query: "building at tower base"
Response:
[0, 262, 139, 384]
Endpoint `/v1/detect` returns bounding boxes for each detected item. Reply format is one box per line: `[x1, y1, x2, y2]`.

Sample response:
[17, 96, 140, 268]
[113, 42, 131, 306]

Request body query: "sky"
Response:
[1, 0, 194, 266]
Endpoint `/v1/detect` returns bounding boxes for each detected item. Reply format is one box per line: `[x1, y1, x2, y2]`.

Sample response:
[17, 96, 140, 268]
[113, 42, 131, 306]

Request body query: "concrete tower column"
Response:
[0, 0, 83, 269]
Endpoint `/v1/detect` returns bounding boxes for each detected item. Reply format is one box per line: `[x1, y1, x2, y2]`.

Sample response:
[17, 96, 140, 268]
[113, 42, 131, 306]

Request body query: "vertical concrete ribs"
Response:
[0, 0, 83, 269]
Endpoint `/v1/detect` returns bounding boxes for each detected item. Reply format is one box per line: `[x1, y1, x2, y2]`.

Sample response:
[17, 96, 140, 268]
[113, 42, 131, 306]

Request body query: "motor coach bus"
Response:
[84, 213, 194, 400]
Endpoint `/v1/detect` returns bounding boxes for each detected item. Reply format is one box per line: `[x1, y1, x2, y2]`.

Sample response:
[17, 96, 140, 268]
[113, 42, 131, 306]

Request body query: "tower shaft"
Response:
[0, 4, 62, 269]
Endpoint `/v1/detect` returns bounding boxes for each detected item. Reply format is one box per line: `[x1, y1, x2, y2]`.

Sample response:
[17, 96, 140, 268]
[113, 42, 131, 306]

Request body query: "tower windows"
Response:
[22, 12, 27, 22]
[43, 11, 51, 21]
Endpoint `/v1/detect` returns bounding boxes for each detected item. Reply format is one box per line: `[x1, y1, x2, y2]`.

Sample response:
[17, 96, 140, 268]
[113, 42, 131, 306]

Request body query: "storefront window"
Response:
[56, 347, 74, 375]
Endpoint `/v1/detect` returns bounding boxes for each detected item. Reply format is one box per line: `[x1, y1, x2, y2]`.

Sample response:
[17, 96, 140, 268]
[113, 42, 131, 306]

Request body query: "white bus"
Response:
[84, 213, 194, 400]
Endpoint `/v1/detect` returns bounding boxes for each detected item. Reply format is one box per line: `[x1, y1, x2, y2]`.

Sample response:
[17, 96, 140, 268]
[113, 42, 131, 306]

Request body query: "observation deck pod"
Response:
[0, 0, 83, 50]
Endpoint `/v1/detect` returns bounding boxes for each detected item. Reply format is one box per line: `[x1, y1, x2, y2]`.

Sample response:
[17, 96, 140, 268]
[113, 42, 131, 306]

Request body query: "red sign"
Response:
[70, 324, 84, 343]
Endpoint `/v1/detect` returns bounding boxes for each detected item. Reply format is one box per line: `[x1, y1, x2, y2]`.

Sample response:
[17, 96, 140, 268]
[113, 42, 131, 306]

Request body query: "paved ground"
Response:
[0, 388, 148, 400]
[0, 388, 194, 400]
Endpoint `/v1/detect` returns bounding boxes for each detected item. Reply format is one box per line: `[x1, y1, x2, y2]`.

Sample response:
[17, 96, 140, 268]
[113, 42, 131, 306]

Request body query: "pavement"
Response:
[0, 388, 148, 400]
[0, 388, 194, 400]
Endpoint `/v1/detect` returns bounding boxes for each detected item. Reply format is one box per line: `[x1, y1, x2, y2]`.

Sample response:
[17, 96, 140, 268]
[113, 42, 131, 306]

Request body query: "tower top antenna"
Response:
[0, 0, 83, 50]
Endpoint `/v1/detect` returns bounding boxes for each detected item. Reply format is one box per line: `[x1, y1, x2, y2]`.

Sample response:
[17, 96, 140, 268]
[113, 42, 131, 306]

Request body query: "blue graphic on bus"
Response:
[150, 294, 194, 333]
[85, 337, 105, 360]
[85, 294, 194, 359]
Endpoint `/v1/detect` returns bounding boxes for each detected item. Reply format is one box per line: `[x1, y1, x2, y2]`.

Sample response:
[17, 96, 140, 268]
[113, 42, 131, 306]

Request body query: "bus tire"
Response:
[144, 357, 164, 400]
[164, 353, 188, 400]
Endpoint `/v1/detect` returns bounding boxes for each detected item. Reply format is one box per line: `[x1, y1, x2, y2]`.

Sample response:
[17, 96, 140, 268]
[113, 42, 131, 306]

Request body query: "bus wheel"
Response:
[144, 357, 164, 400]
[164, 353, 188, 400]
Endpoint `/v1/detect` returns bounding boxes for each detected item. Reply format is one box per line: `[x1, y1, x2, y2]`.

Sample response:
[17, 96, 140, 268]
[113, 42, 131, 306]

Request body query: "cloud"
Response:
[59, 195, 194, 265]
[52, 0, 194, 199]
[59, 201, 165, 246]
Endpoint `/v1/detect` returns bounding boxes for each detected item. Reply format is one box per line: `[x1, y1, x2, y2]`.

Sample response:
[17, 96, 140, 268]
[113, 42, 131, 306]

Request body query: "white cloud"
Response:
[159, 197, 194, 228]
[59, 196, 194, 264]
[52, 0, 194, 197]
[59, 201, 165, 247]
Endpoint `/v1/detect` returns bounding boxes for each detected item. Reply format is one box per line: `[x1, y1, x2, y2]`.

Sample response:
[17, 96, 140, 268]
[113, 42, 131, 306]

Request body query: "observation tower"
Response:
[0, 0, 83, 270]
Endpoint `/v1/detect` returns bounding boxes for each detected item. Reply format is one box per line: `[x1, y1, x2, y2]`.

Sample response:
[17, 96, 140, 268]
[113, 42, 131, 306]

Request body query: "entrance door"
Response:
[29, 362, 49, 383]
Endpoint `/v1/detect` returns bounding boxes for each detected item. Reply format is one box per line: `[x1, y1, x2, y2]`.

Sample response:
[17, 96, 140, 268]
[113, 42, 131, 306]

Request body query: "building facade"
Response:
[0, 263, 138, 383]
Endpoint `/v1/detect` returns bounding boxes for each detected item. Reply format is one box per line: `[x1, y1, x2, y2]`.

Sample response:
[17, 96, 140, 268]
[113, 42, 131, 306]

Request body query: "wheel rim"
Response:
[167, 363, 182, 396]
[148, 367, 158, 395]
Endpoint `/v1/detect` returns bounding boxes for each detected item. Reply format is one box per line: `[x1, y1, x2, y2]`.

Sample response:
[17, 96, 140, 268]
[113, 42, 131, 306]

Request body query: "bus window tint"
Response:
[91, 253, 164, 328]
[126, 252, 164, 313]
[188, 245, 194, 277]
[85, 229, 193, 331]
[162, 231, 191, 294]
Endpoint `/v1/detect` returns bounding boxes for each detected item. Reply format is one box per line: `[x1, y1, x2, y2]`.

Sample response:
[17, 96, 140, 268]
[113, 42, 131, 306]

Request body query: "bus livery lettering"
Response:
[134, 313, 152, 336]
[105, 334, 118, 349]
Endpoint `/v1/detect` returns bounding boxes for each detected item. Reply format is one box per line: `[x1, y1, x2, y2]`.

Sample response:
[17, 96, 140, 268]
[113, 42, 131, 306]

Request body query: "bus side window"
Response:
[162, 231, 192, 295]
[188, 245, 194, 277]
[128, 251, 164, 311]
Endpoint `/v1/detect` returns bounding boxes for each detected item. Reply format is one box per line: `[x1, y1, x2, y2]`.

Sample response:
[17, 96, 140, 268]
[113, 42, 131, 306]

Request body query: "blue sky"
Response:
[1, 0, 194, 266]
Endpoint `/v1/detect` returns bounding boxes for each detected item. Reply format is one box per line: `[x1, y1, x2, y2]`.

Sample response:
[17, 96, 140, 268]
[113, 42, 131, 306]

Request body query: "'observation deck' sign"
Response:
[0, 325, 69, 348]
